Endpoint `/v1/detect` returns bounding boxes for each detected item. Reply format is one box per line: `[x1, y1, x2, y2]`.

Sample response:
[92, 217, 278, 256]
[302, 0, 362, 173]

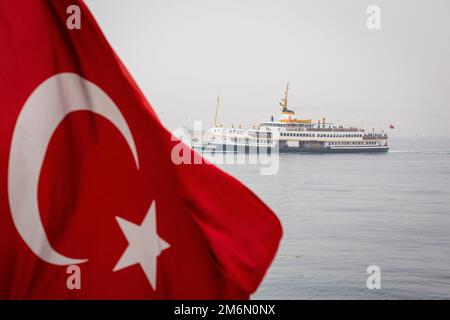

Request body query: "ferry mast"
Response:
[280, 83, 290, 111]
[214, 94, 220, 127]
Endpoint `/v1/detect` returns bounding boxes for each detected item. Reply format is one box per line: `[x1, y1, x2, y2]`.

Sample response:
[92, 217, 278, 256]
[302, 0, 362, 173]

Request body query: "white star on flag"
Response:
[113, 201, 170, 289]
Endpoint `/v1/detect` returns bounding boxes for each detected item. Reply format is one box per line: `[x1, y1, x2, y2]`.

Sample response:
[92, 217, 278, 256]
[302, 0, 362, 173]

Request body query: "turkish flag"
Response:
[0, 1, 282, 299]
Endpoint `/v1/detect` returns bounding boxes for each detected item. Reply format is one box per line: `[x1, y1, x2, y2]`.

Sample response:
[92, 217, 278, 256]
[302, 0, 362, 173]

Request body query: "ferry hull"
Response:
[282, 147, 389, 154]
[196, 144, 389, 154]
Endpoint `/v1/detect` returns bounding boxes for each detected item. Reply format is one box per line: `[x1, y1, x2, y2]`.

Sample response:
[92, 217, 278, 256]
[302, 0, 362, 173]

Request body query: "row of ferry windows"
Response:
[329, 141, 378, 146]
[281, 132, 363, 138]
[231, 138, 270, 144]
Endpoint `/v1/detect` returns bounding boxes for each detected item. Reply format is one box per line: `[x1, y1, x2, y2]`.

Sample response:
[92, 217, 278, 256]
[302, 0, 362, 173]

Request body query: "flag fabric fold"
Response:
[0, 0, 282, 299]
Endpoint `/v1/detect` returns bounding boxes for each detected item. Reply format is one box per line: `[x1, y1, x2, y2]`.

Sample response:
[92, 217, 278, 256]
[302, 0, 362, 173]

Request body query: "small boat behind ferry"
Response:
[191, 84, 389, 154]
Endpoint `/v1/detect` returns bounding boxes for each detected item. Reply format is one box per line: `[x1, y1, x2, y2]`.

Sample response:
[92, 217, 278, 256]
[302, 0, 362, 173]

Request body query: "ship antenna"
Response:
[214, 94, 220, 127]
[279, 82, 290, 111]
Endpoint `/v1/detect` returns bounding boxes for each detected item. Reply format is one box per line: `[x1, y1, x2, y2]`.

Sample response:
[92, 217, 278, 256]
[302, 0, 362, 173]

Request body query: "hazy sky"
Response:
[85, 0, 450, 138]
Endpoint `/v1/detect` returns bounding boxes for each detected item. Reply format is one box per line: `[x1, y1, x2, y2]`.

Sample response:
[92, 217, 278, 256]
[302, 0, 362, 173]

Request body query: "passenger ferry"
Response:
[191, 84, 389, 154]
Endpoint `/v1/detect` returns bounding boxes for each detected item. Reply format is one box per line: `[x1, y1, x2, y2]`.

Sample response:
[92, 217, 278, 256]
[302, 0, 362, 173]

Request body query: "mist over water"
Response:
[218, 138, 450, 299]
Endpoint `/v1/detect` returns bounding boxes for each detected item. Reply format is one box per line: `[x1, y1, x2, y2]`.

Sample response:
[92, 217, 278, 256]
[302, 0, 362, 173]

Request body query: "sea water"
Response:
[217, 137, 450, 299]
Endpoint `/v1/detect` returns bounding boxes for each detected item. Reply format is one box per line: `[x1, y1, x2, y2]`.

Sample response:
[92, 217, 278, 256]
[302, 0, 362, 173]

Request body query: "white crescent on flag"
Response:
[8, 73, 140, 266]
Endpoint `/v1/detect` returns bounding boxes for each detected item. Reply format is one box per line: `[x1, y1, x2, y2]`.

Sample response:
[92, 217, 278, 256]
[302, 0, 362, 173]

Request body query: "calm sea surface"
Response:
[216, 138, 450, 299]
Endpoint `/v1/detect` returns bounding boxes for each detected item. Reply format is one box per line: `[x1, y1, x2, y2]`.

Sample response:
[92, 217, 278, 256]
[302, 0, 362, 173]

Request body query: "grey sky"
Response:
[85, 0, 450, 138]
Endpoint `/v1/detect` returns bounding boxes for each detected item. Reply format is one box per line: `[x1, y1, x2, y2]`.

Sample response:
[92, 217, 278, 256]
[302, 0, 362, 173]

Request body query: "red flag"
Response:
[0, 0, 282, 299]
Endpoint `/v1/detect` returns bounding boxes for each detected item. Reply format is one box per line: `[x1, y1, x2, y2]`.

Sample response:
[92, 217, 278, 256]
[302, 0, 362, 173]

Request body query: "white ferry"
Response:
[191, 84, 389, 154]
